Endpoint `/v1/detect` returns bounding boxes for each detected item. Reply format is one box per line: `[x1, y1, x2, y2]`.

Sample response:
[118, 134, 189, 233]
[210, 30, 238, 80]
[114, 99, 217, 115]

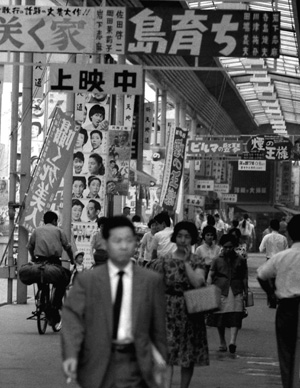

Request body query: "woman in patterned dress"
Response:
[153, 221, 209, 388]
[207, 234, 248, 354]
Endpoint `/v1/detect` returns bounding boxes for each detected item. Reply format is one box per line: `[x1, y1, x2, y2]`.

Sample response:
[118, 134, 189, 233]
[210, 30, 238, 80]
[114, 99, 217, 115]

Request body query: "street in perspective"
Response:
[0, 253, 281, 388]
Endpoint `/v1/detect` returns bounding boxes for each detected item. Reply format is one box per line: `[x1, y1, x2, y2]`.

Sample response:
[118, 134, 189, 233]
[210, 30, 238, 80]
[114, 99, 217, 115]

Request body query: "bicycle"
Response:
[27, 262, 65, 335]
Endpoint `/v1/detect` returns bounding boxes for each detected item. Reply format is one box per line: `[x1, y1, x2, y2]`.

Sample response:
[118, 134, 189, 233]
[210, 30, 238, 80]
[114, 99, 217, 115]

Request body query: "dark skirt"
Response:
[206, 312, 244, 329]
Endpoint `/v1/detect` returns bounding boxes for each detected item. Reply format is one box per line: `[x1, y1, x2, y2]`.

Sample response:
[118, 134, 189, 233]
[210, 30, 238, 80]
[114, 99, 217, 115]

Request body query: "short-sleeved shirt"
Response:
[27, 223, 71, 259]
[259, 231, 288, 259]
[151, 227, 176, 258]
[257, 242, 300, 299]
[195, 242, 221, 266]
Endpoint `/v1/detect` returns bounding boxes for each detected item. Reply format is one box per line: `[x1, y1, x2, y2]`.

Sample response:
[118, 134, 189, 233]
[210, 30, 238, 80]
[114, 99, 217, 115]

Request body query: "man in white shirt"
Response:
[151, 211, 176, 260]
[259, 219, 288, 308]
[62, 216, 167, 388]
[259, 219, 288, 260]
[257, 215, 300, 388]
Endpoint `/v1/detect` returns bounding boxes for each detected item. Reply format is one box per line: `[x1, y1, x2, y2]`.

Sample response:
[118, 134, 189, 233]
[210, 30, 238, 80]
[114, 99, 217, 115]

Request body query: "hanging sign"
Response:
[246, 134, 293, 160]
[221, 193, 237, 203]
[50, 64, 143, 95]
[238, 160, 266, 171]
[160, 127, 188, 211]
[20, 109, 78, 232]
[0, 6, 95, 53]
[195, 179, 214, 191]
[127, 8, 280, 58]
[187, 139, 243, 159]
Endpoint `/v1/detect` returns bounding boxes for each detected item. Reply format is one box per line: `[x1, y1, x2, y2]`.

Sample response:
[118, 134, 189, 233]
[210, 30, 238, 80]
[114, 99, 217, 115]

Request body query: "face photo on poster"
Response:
[82, 102, 109, 132]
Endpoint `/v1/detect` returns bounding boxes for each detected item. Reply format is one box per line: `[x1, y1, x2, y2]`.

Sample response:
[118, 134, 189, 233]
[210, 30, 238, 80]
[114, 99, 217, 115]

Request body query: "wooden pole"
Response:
[17, 51, 33, 304]
[7, 51, 20, 303]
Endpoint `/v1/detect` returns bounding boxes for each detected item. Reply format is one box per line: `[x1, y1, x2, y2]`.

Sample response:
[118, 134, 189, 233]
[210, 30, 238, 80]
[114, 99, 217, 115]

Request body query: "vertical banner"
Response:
[123, 95, 135, 127]
[159, 127, 188, 212]
[32, 53, 46, 99]
[20, 108, 78, 232]
[143, 102, 154, 150]
[107, 125, 132, 196]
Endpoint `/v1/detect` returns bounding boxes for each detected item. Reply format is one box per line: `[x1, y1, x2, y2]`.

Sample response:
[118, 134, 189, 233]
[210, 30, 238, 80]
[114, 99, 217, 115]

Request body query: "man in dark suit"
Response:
[61, 216, 167, 388]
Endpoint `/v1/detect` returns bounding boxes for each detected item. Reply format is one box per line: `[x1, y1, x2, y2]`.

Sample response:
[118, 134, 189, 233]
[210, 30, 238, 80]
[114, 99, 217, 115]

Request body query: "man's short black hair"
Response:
[102, 216, 136, 240]
[89, 199, 101, 212]
[270, 219, 280, 231]
[43, 211, 58, 224]
[154, 212, 171, 227]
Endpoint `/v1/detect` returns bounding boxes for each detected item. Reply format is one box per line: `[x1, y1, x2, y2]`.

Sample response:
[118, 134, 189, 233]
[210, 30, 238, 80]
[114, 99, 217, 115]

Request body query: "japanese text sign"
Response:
[20, 108, 78, 232]
[127, 8, 280, 58]
[160, 127, 188, 212]
[0, 5, 95, 53]
[246, 134, 293, 160]
[94, 7, 126, 54]
[238, 160, 266, 171]
[187, 139, 243, 157]
[195, 179, 214, 191]
[221, 193, 237, 203]
[185, 195, 205, 207]
[50, 64, 143, 95]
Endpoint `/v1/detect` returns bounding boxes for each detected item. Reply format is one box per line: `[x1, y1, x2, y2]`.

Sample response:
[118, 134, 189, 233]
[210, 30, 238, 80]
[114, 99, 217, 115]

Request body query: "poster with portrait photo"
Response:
[82, 102, 109, 132]
[106, 126, 132, 196]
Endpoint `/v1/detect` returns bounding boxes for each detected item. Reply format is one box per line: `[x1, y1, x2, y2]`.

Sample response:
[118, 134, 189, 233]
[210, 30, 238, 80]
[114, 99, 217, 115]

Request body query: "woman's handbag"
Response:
[184, 284, 221, 314]
[245, 289, 254, 307]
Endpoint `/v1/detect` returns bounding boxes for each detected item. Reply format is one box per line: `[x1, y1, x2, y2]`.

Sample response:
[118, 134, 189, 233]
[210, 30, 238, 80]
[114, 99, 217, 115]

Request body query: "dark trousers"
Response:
[276, 298, 300, 388]
[101, 346, 148, 388]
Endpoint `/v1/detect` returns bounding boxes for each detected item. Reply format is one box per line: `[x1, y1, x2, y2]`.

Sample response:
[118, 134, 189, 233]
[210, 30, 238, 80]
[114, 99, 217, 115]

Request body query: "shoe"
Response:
[229, 344, 236, 354]
[52, 308, 61, 325]
[218, 346, 227, 352]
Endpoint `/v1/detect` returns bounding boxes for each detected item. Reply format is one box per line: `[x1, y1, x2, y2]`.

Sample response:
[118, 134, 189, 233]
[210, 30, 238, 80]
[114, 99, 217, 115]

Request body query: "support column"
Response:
[7, 51, 20, 303]
[17, 52, 33, 304]
[62, 54, 76, 264]
[160, 89, 167, 147]
[110, 55, 125, 216]
[135, 72, 145, 217]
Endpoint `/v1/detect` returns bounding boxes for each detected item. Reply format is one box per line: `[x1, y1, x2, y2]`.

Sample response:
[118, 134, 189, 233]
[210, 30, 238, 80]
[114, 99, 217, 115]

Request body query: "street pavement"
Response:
[0, 253, 283, 388]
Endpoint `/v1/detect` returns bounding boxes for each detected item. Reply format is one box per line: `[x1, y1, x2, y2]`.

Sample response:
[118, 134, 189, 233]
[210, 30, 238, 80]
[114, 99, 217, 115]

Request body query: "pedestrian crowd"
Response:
[21, 208, 299, 388]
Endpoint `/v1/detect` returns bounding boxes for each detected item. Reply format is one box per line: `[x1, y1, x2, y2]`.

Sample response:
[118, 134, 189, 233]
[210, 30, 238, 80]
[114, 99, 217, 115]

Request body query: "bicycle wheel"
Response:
[36, 288, 48, 335]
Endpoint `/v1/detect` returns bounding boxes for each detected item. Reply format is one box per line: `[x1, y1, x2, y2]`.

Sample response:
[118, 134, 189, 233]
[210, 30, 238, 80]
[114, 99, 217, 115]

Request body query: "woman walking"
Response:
[207, 233, 248, 354]
[152, 221, 209, 388]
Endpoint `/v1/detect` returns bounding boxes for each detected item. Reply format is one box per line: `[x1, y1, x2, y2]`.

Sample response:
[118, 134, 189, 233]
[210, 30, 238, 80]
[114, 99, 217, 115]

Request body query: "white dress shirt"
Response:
[259, 230, 288, 259]
[108, 260, 133, 342]
[257, 242, 300, 299]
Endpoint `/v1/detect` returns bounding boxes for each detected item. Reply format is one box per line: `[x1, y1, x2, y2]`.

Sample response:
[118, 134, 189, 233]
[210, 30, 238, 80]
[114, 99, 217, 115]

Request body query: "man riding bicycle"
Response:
[27, 211, 74, 325]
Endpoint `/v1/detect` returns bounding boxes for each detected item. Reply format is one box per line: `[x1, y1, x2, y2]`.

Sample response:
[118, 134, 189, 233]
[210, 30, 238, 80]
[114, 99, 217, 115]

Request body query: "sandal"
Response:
[218, 346, 227, 352]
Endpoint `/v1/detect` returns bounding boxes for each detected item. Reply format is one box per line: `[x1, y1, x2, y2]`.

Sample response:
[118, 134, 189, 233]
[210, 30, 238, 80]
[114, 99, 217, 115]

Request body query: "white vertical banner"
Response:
[32, 53, 47, 99]
[123, 95, 135, 127]
[143, 102, 154, 150]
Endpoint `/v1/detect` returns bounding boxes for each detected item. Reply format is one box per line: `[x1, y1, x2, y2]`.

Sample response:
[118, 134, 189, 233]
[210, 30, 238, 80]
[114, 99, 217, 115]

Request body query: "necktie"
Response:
[113, 270, 124, 339]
